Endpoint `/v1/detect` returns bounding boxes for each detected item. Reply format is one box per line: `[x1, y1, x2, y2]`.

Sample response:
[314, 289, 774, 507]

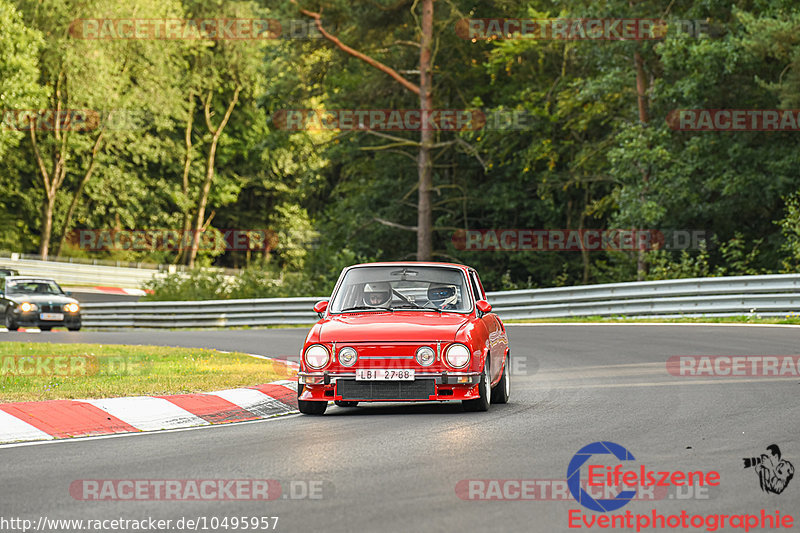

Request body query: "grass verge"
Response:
[0, 343, 290, 403]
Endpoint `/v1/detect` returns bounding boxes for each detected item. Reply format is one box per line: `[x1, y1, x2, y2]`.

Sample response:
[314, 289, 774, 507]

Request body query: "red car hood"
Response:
[318, 311, 469, 343]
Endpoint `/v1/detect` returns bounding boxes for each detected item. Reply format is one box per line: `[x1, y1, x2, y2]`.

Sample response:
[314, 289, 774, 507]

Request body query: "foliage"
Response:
[4, 0, 800, 296]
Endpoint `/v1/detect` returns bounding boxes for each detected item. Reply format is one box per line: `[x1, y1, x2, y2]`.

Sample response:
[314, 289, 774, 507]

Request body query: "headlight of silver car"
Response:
[64, 303, 80, 313]
[19, 302, 38, 313]
[304, 344, 330, 369]
[339, 346, 357, 367]
[445, 343, 470, 369]
[415, 346, 435, 366]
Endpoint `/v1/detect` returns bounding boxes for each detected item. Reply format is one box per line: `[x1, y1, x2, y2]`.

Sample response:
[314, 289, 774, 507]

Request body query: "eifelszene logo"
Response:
[567, 441, 638, 512]
[566, 441, 721, 512]
[743, 444, 794, 495]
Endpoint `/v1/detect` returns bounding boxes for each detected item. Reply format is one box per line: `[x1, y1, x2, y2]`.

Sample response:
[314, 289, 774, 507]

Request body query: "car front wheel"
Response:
[297, 384, 328, 415]
[463, 357, 491, 412]
[4, 310, 19, 331]
[491, 351, 510, 404]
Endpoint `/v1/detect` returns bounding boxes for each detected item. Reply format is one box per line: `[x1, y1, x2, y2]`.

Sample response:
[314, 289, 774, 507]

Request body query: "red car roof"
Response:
[345, 261, 474, 272]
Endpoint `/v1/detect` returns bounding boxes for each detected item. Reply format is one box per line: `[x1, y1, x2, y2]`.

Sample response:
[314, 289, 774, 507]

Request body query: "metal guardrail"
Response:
[80, 274, 800, 328]
[82, 297, 323, 327]
[487, 274, 800, 319]
[0, 251, 182, 271]
[1, 255, 167, 287]
[0, 254, 239, 288]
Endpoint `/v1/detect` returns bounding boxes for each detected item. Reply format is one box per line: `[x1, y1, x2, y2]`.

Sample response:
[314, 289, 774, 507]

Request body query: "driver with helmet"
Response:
[427, 283, 459, 310]
[363, 282, 391, 307]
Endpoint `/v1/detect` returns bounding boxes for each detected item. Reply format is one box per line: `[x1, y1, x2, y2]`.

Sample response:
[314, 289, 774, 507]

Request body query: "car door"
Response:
[469, 270, 504, 384]
[0, 277, 7, 316]
[473, 272, 509, 360]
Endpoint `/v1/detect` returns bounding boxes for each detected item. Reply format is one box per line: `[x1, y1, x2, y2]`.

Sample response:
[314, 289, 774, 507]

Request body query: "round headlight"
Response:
[64, 303, 80, 313]
[339, 347, 357, 367]
[304, 344, 330, 370]
[415, 346, 435, 366]
[445, 343, 470, 368]
[20, 302, 37, 313]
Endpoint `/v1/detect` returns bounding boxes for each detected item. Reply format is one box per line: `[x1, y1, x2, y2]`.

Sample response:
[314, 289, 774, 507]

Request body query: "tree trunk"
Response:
[30, 118, 67, 260]
[54, 131, 104, 257]
[176, 93, 196, 264]
[416, 0, 434, 261]
[296, 3, 434, 260]
[633, 50, 649, 280]
[579, 187, 590, 285]
[187, 86, 241, 267]
[31, 70, 69, 260]
[39, 194, 55, 259]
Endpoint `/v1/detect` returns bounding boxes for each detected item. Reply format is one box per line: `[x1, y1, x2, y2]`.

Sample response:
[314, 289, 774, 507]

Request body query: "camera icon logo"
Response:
[567, 441, 637, 512]
[743, 444, 794, 495]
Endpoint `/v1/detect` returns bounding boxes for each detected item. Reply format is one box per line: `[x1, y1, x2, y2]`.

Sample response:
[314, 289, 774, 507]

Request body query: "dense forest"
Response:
[2, 0, 800, 297]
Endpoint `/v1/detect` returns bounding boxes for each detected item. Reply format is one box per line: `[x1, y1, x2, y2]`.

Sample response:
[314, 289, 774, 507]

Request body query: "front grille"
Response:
[40, 304, 62, 313]
[337, 379, 435, 401]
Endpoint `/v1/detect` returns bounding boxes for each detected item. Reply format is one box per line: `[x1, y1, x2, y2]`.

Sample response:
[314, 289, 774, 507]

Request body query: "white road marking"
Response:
[208, 388, 289, 417]
[0, 413, 300, 449]
[81, 396, 210, 431]
[534, 377, 800, 389]
[0, 410, 54, 443]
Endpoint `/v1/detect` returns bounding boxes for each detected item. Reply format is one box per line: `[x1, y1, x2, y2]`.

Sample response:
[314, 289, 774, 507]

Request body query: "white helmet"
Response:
[427, 284, 458, 309]
[363, 282, 391, 307]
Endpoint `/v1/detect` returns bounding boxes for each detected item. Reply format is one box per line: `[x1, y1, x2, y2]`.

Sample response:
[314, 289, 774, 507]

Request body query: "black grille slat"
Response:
[41, 304, 62, 313]
[337, 379, 435, 400]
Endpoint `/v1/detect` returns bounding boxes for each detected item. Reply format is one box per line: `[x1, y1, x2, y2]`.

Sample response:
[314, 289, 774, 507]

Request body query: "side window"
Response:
[469, 272, 483, 302]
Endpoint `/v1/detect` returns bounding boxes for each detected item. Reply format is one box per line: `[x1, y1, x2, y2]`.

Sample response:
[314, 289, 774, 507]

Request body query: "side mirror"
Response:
[65, 291, 73, 296]
[476, 300, 492, 316]
[313, 300, 328, 317]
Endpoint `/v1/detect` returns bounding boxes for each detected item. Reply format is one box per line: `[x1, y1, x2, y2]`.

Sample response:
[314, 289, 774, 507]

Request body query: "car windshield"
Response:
[329, 266, 472, 313]
[6, 279, 63, 295]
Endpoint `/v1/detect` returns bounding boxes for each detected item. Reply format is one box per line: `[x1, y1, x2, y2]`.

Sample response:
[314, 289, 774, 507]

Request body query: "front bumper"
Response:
[298, 371, 482, 402]
[15, 312, 81, 328]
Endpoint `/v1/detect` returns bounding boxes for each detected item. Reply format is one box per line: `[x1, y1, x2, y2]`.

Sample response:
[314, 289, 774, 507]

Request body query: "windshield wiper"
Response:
[393, 304, 442, 313]
[339, 306, 394, 312]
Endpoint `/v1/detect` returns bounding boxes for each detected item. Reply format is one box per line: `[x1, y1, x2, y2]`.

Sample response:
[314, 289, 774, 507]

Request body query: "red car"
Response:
[297, 262, 510, 414]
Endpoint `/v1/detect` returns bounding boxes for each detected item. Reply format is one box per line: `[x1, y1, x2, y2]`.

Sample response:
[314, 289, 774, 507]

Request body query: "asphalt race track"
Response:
[1, 324, 799, 532]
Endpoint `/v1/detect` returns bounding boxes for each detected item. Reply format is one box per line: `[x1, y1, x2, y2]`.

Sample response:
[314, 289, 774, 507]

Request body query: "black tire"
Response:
[463, 357, 491, 412]
[491, 352, 510, 404]
[68, 326, 81, 332]
[297, 384, 328, 415]
[39, 326, 52, 331]
[4, 310, 18, 331]
[334, 400, 359, 407]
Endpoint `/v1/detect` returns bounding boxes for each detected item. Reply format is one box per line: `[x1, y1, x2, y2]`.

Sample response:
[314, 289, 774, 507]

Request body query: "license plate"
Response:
[40, 313, 64, 321]
[356, 369, 414, 381]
